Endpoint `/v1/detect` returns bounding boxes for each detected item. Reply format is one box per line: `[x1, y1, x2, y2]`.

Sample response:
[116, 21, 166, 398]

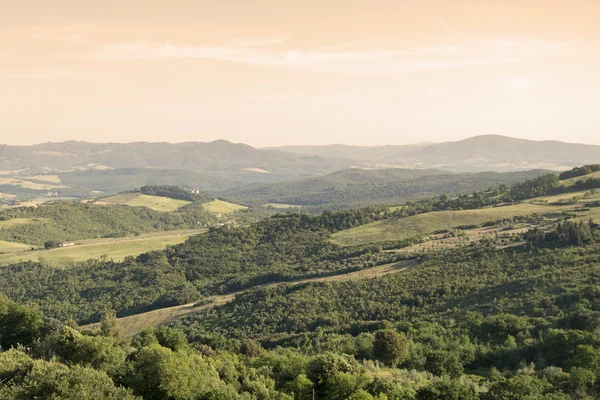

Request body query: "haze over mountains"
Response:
[2, 135, 596, 178]
[276, 135, 600, 172]
[1, 135, 599, 198]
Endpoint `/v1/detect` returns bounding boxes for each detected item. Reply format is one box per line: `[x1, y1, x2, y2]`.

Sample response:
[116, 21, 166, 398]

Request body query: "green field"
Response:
[98, 193, 191, 212]
[0, 217, 50, 229]
[331, 203, 576, 246]
[559, 171, 600, 187]
[0, 230, 203, 266]
[0, 177, 66, 190]
[202, 199, 247, 214]
[0, 239, 31, 254]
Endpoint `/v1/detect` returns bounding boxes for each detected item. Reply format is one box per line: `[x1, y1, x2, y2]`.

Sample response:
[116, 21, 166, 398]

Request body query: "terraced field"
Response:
[0, 229, 204, 267]
[81, 260, 416, 336]
[331, 203, 576, 246]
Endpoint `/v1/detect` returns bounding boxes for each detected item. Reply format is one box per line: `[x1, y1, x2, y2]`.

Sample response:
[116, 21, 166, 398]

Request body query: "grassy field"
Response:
[0, 230, 204, 267]
[0, 177, 66, 190]
[97, 193, 191, 212]
[331, 203, 576, 246]
[0, 217, 50, 229]
[81, 260, 416, 336]
[0, 240, 31, 254]
[560, 171, 600, 187]
[23, 175, 62, 183]
[202, 199, 247, 214]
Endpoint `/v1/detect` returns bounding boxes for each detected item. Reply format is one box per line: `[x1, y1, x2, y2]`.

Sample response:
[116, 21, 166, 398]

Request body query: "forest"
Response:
[2, 165, 600, 398]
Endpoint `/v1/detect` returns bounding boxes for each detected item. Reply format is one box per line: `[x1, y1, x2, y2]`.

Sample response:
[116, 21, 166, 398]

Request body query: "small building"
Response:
[60, 242, 75, 248]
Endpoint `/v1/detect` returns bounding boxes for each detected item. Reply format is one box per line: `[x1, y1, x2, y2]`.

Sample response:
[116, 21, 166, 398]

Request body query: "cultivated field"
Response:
[0, 239, 31, 254]
[331, 203, 576, 246]
[0, 229, 204, 267]
[202, 199, 247, 214]
[0, 177, 66, 190]
[23, 175, 62, 183]
[97, 193, 191, 212]
[81, 260, 416, 336]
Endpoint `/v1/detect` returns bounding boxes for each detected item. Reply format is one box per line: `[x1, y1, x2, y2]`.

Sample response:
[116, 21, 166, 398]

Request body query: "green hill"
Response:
[223, 168, 547, 209]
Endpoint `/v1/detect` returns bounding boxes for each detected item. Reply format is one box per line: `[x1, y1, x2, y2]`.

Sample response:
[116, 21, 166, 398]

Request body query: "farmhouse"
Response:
[60, 242, 75, 247]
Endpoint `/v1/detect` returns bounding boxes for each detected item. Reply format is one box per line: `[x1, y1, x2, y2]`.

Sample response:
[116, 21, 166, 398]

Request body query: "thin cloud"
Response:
[91, 36, 570, 74]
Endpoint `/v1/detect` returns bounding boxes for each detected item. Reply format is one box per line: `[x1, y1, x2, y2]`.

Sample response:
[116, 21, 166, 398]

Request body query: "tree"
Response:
[372, 329, 409, 367]
[240, 338, 262, 357]
[44, 240, 61, 249]
[128, 344, 222, 400]
[0, 295, 42, 349]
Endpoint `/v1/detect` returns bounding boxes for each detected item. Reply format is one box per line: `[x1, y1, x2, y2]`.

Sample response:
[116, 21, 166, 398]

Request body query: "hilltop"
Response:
[223, 168, 548, 209]
[272, 134, 600, 172]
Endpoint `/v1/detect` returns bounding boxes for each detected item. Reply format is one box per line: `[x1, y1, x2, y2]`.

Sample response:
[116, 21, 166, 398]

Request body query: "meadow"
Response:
[202, 199, 247, 214]
[330, 202, 576, 246]
[0, 229, 204, 266]
[97, 193, 191, 212]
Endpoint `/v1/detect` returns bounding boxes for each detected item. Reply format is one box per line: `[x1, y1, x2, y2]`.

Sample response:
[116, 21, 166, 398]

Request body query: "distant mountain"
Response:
[0, 140, 354, 180]
[387, 135, 600, 172]
[271, 135, 600, 172]
[271, 143, 431, 161]
[222, 167, 548, 209]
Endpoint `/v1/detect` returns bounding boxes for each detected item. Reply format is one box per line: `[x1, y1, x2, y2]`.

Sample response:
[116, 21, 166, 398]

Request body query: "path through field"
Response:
[81, 259, 416, 337]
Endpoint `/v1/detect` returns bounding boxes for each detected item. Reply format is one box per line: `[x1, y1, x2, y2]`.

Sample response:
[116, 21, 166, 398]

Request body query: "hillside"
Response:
[388, 134, 600, 171]
[274, 134, 600, 172]
[272, 143, 431, 161]
[223, 168, 547, 209]
[0, 140, 352, 177]
[4, 168, 600, 399]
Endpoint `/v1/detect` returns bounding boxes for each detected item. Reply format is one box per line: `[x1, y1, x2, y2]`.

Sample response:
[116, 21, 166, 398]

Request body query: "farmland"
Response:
[0, 177, 66, 190]
[98, 193, 191, 212]
[0, 229, 204, 267]
[202, 199, 247, 214]
[330, 202, 577, 246]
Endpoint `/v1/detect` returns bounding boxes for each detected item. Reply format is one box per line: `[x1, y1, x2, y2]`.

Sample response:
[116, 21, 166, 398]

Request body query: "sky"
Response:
[1, 0, 599, 147]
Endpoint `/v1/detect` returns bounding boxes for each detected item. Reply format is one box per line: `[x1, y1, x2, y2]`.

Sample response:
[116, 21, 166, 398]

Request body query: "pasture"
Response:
[0, 229, 204, 267]
[97, 193, 191, 212]
[0, 177, 66, 190]
[331, 202, 576, 246]
[0, 218, 49, 229]
[202, 199, 247, 214]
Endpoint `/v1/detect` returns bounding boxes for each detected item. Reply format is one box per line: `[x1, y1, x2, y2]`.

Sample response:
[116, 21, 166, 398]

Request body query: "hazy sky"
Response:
[1, 0, 599, 146]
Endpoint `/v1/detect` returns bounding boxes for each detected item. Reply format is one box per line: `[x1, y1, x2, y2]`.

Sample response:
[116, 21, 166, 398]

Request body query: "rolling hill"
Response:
[222, 168, 548, 209]
[272, 134, 600, 172]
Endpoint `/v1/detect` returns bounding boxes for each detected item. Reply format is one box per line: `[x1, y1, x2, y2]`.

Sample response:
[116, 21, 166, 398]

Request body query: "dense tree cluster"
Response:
[0, 201, 216, 245]
[559, 165, 600, 180]
[140, 185, 214, 203]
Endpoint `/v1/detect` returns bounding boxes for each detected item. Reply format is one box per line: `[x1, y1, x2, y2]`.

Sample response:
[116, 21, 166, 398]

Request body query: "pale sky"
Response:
[1, 0, 600, 146]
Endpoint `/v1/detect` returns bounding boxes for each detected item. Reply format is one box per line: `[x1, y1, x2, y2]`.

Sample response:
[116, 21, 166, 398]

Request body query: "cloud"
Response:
[91, 36, 570, 74]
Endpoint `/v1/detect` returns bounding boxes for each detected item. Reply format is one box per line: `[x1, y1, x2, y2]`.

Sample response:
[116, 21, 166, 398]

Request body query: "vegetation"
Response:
[224, 169, 547, 209]
[3, 164, 600, 398]
[140, 185, 213, 202]
[0, 230, 202, 267]
[0, 200, 215, 246]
